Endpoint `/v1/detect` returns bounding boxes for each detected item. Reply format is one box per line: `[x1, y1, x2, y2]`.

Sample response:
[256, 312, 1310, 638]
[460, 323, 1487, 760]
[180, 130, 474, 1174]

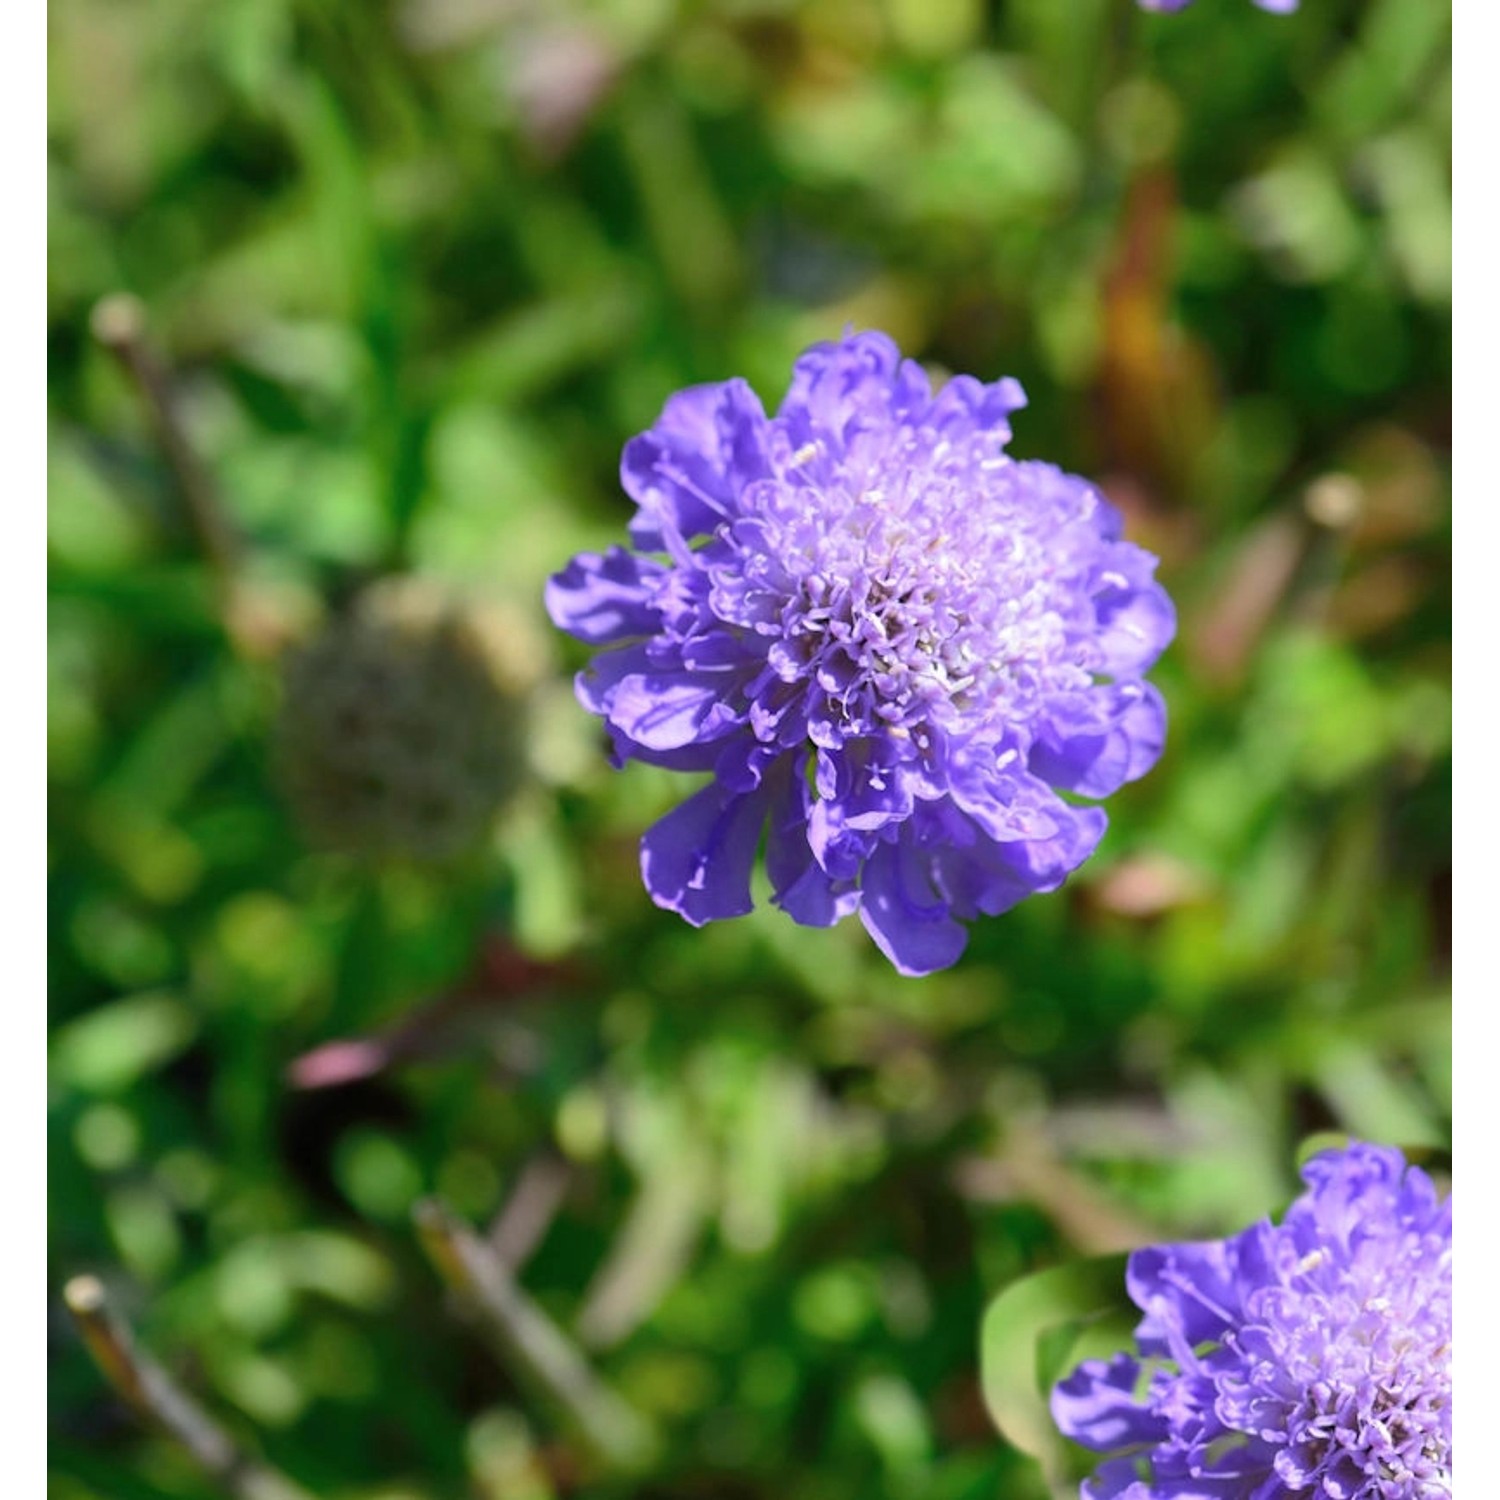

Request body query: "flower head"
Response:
[277, 580, 539, 863]
[546, 331, 1174, 974]
[1052, 1142, 1452, 1499]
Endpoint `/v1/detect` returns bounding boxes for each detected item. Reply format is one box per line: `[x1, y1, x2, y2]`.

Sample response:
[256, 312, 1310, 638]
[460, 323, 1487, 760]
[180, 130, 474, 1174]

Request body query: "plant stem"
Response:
[63, 1276, 313, 1500]
[90, 294, 242, 583]
[413, 1198, 658, 1475]
[487, 1149, 572, 1271]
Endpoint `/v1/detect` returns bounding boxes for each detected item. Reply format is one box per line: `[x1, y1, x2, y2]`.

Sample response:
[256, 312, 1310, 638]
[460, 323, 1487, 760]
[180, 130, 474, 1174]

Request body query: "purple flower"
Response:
[1052, 1142, 1452, 1499]
[546, 331, 1174, 975]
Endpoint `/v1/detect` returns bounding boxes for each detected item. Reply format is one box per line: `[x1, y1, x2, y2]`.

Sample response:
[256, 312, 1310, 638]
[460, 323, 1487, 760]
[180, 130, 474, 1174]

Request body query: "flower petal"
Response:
[640, 783, 770, 926]
[1091, 548, 1177, 676]
[1126, 1240, 1243, 1356]
[1030, 683, 1168, 799]
[766, 759, 860, 927]
[930, 799, 1107, 918]
[1052, 1353, 1166, 1452]
[623, 380, 769, 549]
[924, 372, 1027, 450]
[545, 546, 664, 644]
[857, 838, 968, 976]
[579, 643, 746, 752]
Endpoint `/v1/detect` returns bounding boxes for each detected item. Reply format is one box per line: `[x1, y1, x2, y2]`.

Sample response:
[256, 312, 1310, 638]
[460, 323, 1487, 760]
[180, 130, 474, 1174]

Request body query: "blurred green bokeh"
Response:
[48, 0, 1449, 1496]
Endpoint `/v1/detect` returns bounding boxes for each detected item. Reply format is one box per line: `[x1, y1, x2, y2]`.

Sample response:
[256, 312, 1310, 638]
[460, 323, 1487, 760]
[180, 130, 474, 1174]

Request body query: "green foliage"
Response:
[980, 1253, 1132, 1486]
[49, 0, 1449, 1496]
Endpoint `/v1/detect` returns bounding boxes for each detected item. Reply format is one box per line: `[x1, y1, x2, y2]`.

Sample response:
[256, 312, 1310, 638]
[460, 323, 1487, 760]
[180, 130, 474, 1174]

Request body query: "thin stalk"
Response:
[63, 1276, 313, 1500]
[90, 294, 242, 583]
[413, 1198, 658, 1475]
[487, 1149, 572, 1271]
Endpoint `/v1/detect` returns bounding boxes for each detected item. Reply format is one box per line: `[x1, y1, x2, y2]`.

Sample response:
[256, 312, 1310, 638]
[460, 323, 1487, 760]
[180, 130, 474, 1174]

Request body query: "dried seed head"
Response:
[276, 579, 545, 864]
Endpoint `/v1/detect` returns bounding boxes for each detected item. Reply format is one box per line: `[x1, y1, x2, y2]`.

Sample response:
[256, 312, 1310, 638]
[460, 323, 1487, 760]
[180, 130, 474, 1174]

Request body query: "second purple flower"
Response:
[546, 331, 1175, 974]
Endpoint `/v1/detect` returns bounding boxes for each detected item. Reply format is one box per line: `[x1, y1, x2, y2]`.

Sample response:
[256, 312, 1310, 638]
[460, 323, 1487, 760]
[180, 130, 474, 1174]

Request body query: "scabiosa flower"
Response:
[1052, 1142, 1452, 1499]
[546, 331, 1174, 974]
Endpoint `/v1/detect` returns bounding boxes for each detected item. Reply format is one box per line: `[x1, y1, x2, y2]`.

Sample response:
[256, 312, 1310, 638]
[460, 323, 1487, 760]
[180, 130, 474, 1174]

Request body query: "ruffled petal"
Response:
[806, 796, 877, 882]
[640, 783, 770, 926]
[1052, 1353, 1166, 1452]
[857, 837, 968, 976]
[1091, 547, 1177, 676]
[544, 546, 664, 644]
[623, 380, 769, 549]
[765, 758, 861, 927]
[945, 741, 1072, 844]
[775, 330, 931, 461]
[1029, 682, 1167, 799]
[607, 673, 743, 751]
[579, 643, 746, 752]
[930, 798, 1107, 918]
[1126, 1241, 1244, 1357]
[1285, 1140, 1450, 1256]
[813, 741, 916, 833]
[1080, 1459, 1155, 1500]
[923, 372, 1027, 451]
[605, 725, 722, 773]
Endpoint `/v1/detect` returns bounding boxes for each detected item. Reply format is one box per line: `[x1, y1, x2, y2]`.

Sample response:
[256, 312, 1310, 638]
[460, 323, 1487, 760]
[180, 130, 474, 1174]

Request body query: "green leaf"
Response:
[980, 1252, 1131, 1474]
[51, 991, 198, 1094]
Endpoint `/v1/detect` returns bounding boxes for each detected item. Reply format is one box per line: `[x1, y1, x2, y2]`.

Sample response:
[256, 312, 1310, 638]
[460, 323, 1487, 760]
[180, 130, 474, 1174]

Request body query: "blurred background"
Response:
[48, 0, 1450, 1496]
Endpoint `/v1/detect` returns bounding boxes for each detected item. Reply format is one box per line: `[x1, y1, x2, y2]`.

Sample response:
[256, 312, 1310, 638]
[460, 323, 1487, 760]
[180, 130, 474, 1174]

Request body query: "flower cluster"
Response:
[1052, 1142, 1452, 1499]
[547, 332, 1174, 974]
